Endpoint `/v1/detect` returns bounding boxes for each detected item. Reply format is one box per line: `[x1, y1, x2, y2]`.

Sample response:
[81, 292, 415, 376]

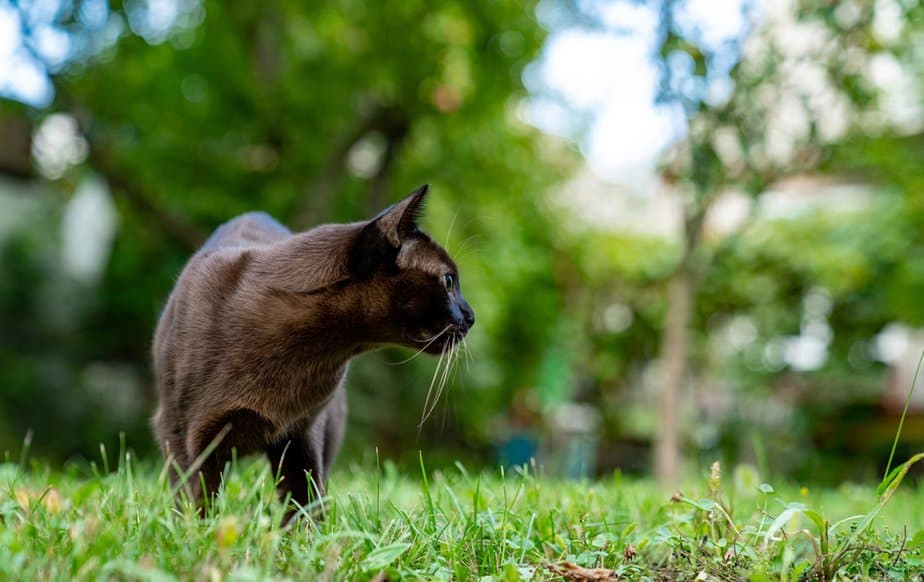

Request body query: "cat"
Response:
[151, 185, 474, 520]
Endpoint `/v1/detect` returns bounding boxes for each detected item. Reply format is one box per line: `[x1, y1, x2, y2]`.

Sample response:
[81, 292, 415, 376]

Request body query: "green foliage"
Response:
[824, 133, 924, 325]
[691, 200, 924, 479]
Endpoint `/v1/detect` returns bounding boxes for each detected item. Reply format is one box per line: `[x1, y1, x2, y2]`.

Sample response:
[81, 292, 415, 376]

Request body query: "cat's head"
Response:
[351, 185, 475, 354]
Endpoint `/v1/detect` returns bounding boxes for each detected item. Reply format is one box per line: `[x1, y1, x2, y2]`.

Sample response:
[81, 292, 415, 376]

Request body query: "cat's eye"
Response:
[443, 273, 455, 290]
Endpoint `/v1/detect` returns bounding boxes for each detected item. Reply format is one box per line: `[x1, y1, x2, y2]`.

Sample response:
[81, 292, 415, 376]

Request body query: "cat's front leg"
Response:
[185, 409, 274, 513]
[265, 427, 326, 525]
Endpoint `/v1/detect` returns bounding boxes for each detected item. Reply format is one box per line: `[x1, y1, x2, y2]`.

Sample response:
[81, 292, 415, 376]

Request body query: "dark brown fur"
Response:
[152, 186, 473, 520]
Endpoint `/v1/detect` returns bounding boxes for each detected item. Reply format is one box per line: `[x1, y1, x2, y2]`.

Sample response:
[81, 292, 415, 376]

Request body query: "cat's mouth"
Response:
[408, 325, 468, 354]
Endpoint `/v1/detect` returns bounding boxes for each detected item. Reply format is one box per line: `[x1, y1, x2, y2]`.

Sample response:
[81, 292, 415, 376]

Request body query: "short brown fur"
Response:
[152, 186, 474, 520]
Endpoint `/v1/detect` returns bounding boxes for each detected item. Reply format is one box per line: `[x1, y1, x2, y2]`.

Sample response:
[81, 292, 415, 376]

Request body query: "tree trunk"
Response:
[366, 111, 409, 216]
[0, 113, 33, 180]
[654, 254, 694, 486]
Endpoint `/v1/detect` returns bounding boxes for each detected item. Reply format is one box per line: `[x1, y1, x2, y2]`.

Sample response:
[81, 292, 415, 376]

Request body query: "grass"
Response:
[2, 447, 924, 581]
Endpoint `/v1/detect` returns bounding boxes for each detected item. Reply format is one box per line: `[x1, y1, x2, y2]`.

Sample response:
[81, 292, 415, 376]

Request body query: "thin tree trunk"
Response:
[655, 251, 694, 486]
[293, 115, 379, 229]
[0, 113, 33, 180]
[366, 112, 409, 216]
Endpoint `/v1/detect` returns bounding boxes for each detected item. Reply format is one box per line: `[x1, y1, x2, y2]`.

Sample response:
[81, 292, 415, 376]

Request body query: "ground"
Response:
[2, 450, 923, 581]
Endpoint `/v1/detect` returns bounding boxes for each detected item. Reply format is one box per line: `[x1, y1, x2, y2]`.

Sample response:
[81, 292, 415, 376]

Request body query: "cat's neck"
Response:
[252, 223, 363, 294]
[238, 225, 388, 361]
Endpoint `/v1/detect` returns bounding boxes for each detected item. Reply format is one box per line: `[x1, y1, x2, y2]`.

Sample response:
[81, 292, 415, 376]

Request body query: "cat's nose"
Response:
[461, 304, 475, 328]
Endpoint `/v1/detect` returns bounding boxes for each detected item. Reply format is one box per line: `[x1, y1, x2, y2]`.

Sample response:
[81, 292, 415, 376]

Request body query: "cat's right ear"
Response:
[349, 184, 429, 276]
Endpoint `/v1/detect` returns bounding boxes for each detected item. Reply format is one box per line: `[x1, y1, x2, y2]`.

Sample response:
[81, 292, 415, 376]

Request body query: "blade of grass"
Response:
[18, 430, 33, 470]
[880, 348, 924, 494]
[419, 451, 436, 532]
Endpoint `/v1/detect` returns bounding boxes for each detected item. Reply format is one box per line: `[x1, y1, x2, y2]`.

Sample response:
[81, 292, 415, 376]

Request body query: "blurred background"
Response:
[0, 0, 922, 486]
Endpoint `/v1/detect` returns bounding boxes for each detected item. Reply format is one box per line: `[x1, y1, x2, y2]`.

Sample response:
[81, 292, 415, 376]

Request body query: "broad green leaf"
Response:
[763, 507, 804, 548]
[363, 542, 411, 572]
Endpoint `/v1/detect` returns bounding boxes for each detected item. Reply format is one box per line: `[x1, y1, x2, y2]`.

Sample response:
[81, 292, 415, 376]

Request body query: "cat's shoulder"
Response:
[172, 212, 289, 294]
[201, 211, 292, 252]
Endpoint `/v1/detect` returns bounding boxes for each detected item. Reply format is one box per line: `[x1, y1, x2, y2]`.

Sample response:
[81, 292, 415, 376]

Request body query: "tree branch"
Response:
[294, 104, 408, 229]
[86, 142, 208, 250]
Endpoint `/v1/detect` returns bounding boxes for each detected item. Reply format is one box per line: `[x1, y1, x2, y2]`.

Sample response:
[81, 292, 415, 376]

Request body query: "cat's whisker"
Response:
[455, 247, 482, 262]
[419, 342, 449, 429]
[429, 341, 454, 422]
[388, 325, 452, 365]
[442, 338, 456, 385]
[432, 340, 455, 420]
[421, 335, 459, 429]
[458, 334, 468, 365]
[420, 346, 446, 412]
[457, 233, 482, 249]
[444, 209, 460, 251]
[451, 337, 465, 381]
[453, 234, 483, 260]
[446, 339, 464, 392]
[461, 335, 473, 371]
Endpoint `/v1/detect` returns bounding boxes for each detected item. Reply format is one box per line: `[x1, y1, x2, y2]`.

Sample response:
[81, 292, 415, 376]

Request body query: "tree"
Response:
[534, 0, 924, 484]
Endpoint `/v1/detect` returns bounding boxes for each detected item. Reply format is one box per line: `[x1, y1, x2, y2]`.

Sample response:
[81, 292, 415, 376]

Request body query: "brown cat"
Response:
[152, 185, 474, 520]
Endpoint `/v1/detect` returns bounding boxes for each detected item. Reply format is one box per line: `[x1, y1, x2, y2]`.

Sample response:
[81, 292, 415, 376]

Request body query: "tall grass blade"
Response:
[880, 348, 924, 495]
[418, 451, 436, 531]
[18, 429, 33, 469]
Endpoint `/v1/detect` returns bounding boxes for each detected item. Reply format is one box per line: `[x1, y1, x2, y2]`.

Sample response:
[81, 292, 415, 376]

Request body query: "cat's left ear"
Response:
[349, 184, 429, 276]
[372, 184, 429, 248]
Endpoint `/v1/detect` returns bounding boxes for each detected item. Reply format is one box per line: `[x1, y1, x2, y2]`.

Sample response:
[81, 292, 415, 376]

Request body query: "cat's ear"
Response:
[349, 184, 429, 276]
[371, 184, 429, 248]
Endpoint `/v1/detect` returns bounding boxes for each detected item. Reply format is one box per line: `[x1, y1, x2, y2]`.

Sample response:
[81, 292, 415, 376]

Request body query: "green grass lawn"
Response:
[2, 450, 923, 581]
